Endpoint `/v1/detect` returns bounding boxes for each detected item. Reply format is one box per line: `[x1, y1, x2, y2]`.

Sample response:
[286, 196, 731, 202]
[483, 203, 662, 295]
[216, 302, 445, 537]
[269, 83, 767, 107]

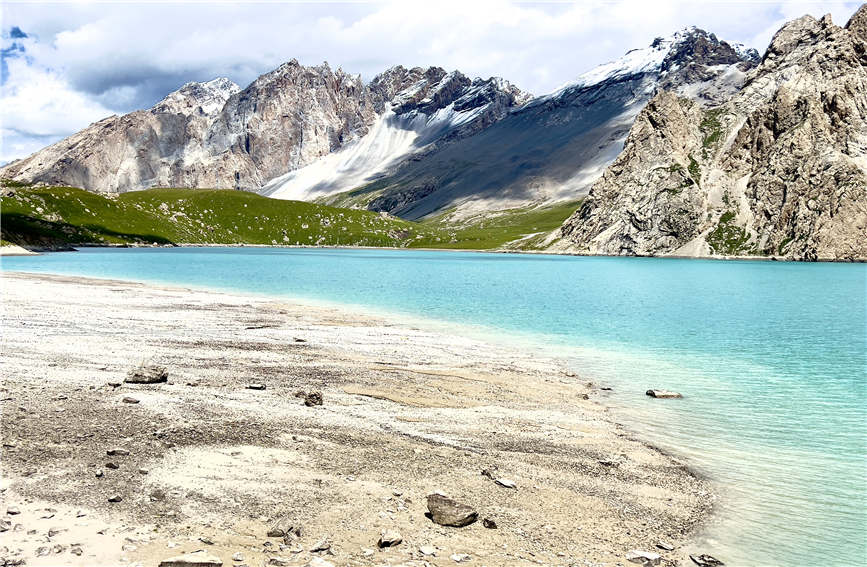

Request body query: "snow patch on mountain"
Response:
[261, 110, 420, 200]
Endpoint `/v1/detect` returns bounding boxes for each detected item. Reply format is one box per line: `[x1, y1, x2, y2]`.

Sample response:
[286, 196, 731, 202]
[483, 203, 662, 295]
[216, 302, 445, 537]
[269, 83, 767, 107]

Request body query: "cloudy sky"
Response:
[1, 0, 861, 163]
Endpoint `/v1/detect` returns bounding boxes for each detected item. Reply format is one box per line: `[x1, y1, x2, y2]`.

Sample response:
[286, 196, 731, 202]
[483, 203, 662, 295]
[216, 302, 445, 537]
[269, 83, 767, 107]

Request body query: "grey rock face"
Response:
[558, 9, 867, 261]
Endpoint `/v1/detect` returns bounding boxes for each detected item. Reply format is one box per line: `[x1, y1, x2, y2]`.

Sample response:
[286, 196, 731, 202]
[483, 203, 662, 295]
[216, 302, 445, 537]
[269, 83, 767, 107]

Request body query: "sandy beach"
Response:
[0, 272, 712, 567]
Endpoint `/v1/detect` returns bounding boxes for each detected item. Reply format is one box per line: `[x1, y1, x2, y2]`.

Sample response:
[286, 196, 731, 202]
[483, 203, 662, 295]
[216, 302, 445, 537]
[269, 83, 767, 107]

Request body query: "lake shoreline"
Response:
[1, 271, 715, 566]
[3, 241, 865, 263]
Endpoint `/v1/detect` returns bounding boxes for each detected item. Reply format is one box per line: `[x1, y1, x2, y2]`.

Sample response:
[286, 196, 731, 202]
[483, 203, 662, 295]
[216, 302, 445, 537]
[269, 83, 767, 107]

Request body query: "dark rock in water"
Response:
[246, 384, 266, 391]
[377, 529, 402, 548]
[159, 550, 224, 566]
[645, 389, 683, 399]
[125, 365, 168, 384]
[304, 392, 323, 407]
[426, 494, 478, 527]
[690, 555, 724, 567]
[482, 518, 497, 529]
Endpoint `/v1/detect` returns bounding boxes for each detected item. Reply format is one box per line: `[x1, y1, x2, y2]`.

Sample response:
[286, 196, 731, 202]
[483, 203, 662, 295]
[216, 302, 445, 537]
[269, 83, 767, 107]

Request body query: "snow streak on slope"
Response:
[260, 111, 420, 201]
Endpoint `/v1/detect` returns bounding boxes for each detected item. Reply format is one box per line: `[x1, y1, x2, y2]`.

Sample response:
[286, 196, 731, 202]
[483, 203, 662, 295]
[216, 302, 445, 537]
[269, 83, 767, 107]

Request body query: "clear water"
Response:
[3, 247, 865, 566]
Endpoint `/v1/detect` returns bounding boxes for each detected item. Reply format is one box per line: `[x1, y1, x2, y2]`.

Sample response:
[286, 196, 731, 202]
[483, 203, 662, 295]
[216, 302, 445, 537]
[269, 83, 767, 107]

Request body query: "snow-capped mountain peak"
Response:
[152, 77, 240, 116]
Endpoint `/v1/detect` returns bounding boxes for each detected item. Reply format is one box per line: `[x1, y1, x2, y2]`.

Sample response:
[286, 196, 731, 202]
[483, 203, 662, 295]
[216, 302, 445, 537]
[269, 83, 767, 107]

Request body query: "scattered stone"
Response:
[246, 384, 266, 391]
[105, 462, 119, 469]
[125, 364, 168, 384]
[494, 478, 516, 489]
[482, 518, 497, 529]
[656, 541, 675, 551]
[107, 381, 122, 388]
[293, 338, 306, 343]
[199, 536, 214, 545]
[310, 538, 330, 553]
[303, 391, 323, 407]
[480, 468, 497, 479]
[139, 468, 149, 475]
[626, 550, 662, 566]
[6, 507, 20, 515]
[107, 448, 130, 456]
[377, 529, 402, 548]
[645, 389, 683, 399]
[159, 550, 224, 567]
[108, 495, 122, 502]
[122, 397, 140, 404]
[52, 544, 65, 554]
[96, 469, 104, 477]
[0, 519, 10, 531]
[451, 553, 471, 563]
[232, 552, 245, 562]
[306, 558, 334, 567]
[268, 558, 290, 567]
[36, 546, 50, 557]
[426, 494, 478, 527]
[690, 555, 725, 567]
[71, 545, 83, 556]
[419, 545, 437, 556]
[266, 528, 285, 538]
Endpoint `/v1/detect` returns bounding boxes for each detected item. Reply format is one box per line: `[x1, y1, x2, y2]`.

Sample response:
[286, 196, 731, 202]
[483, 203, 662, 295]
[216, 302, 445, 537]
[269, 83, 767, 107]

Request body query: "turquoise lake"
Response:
[2, 247, 865, 566]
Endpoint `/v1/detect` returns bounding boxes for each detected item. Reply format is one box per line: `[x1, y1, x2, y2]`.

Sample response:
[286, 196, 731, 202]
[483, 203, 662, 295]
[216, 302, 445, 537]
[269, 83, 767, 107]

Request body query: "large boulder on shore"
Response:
[125, 364, 168, 384]
[426, 494, 478, 527]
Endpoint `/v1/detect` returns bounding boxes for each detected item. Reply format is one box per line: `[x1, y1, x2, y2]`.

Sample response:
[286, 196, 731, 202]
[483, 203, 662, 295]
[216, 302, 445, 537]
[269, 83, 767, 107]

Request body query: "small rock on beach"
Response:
[645, 389, 683, 399]
[426, 494, 478, 527]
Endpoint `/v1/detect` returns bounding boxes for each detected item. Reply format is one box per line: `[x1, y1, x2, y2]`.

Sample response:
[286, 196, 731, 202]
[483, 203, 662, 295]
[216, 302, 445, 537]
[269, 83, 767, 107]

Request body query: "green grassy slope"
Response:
[0, 183, 579, 251]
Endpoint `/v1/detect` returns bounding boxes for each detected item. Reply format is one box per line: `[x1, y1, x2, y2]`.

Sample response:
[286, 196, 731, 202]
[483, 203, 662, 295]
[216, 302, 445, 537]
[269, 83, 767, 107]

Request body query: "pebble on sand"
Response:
[159, 550, 224, 567]
[626, 550, 662, 566]
[377, 529, 402, 548]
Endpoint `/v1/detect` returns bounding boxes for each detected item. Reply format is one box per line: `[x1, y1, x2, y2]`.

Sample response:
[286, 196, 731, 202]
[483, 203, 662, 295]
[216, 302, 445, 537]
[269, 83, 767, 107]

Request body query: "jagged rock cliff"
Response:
[557, 7, 867, 261]
[0, 62, 527, 195]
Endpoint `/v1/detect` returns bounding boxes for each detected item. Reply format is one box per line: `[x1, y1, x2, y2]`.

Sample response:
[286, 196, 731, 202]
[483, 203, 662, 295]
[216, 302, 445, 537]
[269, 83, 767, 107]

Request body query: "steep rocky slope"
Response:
[556, 7, 867, 261]
[318, 28, 759, 220]
[1, 63, 527, 195]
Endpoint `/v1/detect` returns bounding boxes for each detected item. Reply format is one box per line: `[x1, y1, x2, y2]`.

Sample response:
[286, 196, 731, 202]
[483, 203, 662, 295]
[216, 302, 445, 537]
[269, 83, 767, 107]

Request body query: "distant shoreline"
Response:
[3, 241, 864, 263]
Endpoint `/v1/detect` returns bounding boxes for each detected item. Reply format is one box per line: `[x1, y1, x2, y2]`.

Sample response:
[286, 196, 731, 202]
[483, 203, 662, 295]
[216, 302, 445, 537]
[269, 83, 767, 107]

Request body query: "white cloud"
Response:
[1, 0, 862, 162]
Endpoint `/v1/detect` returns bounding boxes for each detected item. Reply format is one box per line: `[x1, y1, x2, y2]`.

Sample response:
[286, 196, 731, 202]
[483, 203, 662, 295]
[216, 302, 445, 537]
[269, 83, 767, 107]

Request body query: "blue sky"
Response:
[1, 0, 861, 163]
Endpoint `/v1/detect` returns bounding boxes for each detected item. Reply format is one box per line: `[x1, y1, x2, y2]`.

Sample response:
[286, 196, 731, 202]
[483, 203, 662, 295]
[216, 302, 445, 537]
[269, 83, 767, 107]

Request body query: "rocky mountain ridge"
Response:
[0, 61, 529, 195]
[556, 6, 867, 261]
[313, 26, 761, 220]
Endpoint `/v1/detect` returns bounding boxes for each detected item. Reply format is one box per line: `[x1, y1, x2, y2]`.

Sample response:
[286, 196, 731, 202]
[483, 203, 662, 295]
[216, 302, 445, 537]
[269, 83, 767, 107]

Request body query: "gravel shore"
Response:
[0, 272, 713, 566]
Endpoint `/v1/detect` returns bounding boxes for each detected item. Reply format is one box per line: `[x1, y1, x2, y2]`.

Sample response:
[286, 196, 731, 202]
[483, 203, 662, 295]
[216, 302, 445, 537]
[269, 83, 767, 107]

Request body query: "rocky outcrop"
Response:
[558, 8, 867, 261]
